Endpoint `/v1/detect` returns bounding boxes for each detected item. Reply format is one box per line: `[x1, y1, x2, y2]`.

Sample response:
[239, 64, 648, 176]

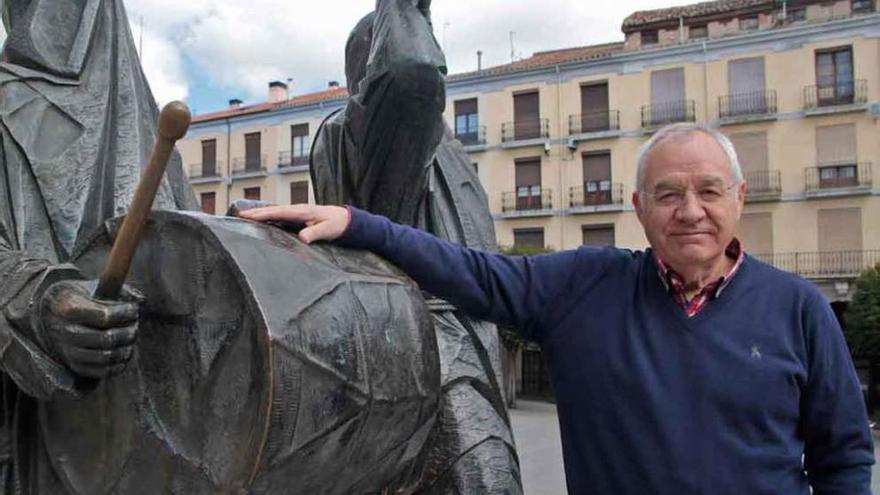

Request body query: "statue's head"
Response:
[345, 12, 374, 96]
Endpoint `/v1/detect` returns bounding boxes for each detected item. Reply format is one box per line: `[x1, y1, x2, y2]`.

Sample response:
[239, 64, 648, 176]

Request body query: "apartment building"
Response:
[178, 0, 880, 308]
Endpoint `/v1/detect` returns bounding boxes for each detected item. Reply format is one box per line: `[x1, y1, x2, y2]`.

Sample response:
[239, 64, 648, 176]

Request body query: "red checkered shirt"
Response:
[655, 239, 745, 318]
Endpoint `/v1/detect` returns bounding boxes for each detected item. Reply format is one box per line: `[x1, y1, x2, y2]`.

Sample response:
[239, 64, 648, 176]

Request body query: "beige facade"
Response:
[178, 1, 880, 301]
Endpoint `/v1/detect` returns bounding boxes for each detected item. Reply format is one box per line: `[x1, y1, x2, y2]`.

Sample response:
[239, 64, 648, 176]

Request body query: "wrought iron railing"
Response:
[641, 100, 696, 128]
[804, 162, 872, 192]
[456, 125, 487, 146]
[803, 80, 867, 109]
[501, 189, 553, 212]
[751, 250, 880, 278]
[744, 170, 781, 196]
[719, 90, 777, 119]
[568, 110, 620, 135]
[188, 162, 223, 179]
[502, 119, 550, 142]
[569, 183, 624, 208]
[231, 155, 268, 175]
[278, 150, 310, 168]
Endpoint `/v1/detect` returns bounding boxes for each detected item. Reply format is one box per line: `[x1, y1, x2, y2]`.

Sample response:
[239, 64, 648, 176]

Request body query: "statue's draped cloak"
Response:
[0, 1, 195, 492]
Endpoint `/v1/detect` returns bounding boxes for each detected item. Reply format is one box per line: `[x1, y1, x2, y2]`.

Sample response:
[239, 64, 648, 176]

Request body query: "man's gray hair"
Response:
[635, 123, 743, 191]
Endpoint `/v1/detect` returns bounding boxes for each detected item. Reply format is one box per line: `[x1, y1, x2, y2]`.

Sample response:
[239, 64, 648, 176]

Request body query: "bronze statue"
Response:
[0, 0, 520, 493]
[312, 0, 522, 492]
[0, 0, 195, 492]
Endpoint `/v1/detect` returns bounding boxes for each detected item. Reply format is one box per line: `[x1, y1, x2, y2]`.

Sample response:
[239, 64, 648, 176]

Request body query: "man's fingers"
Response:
[298, 216, 347, 244]
[239, 204, 314, 223]
[66, 323, 137, 350]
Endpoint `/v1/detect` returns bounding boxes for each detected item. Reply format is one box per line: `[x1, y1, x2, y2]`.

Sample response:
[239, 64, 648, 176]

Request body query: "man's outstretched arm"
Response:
[239, 204, 581, 337]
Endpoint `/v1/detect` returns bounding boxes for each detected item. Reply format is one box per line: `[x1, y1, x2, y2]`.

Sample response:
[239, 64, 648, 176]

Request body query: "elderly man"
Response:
[240, 123, 874, 494]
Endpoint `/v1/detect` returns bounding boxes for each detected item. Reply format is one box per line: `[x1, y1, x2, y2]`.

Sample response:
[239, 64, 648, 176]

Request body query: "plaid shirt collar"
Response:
[655, 239, 745, 318]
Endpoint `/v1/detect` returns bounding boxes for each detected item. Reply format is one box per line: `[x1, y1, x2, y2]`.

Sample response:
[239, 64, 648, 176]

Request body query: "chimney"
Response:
[228, 98, 243, 110]
[328, 80, 340, 88]
[477, 50, 483, 72]
[268, 81, 289, 103]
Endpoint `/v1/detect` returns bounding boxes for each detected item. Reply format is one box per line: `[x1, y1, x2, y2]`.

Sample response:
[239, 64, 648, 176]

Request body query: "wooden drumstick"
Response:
[93, 101, 192, 300]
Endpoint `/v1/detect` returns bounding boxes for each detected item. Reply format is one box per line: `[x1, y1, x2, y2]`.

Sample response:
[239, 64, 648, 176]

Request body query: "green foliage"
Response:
[845, 264, 880, 358]
[495, 245, 557, 350]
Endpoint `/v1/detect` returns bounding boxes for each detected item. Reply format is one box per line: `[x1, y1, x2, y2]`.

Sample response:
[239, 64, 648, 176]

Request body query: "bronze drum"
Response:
[40, 211, 440, 494]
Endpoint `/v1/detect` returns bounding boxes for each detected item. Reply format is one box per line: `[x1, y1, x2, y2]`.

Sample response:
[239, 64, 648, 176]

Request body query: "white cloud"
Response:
[122, 0, 684, 108]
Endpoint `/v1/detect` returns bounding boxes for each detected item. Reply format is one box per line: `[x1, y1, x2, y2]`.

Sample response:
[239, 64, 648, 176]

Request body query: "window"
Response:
[513, 91, 541, 140]
[642, 30, 658, 45]
[201, 139, 217, 177]
[816, 123, 857, 165]
[815, 47, 854, 105]
[290, 181, 309, 204]
[515, 158, 542, 210]
[200, 192, 216, 215]
[290, 124, 310, 165]
[787, 7, 806, 21]
[819, 165, 858, 188]
[689, 25, 708, 39]
[582, 226, 615, 247]
[454, 99, 480, 145]
[726, 57, 767, 116]
[818, 208, 863, 274]
[729, 131, 771, 192]
[737, 213, 773, 256]
[513, 228, 544, 250]
[739, 17, 758, 31]
[852, 0, 875, 13]
[582, 152, 612, 206]
[650, 68, 687, 125]
[244, 187, 261, 201]
[245, 132, 262, 171]
[579, 82, 610, 133]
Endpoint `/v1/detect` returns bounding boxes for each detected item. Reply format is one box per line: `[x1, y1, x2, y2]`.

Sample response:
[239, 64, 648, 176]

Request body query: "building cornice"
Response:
[447, 14, 880, 93]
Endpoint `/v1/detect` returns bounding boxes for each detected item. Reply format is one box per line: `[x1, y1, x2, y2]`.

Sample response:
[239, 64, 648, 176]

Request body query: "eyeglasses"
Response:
[640, 181, 739, 207]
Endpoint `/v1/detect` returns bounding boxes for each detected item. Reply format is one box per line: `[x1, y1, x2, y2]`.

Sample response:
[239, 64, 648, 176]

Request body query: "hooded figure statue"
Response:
[0, 0, 195, 492]
[311, 1, 522, 492]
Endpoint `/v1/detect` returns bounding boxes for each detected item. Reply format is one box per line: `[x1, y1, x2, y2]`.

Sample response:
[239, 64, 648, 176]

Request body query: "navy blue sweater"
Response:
[340, 208, 874, 494]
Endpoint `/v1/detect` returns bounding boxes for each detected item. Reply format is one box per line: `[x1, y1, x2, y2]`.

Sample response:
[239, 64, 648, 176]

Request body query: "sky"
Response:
[119, 0, 689, 114]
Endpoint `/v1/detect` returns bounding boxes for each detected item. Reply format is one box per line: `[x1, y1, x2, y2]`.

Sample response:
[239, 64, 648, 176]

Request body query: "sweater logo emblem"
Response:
[750, 345, 762, 359]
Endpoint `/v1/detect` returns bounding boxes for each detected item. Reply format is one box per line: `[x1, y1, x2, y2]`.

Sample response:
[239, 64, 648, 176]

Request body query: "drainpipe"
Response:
[555, 64, 566, 250]
[702, 41, 710, 123]
[225, 117, 232, 209]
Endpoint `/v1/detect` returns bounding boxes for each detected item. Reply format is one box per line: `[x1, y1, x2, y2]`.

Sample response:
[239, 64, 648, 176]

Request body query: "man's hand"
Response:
[39, 280, 140, 380]
[238, 204, 350, 244]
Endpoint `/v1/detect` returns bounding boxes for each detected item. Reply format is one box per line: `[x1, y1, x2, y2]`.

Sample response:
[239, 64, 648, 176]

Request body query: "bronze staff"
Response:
[93, 101, 192, 300]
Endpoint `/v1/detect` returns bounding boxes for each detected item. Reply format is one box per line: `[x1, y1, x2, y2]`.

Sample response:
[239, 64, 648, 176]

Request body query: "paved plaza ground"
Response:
[510, 399, 880, 495]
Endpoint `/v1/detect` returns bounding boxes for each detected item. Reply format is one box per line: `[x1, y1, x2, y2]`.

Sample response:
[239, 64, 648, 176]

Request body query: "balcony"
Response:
[803, 80, 867, 111]
[718, 90, 777, 122]
[569, 183, 625, 210]
[568, 110, 620, 135]
[277, 150, 310, 170]
[743, 170, 781, 201]
[188, 162, 223, 182]
[456, 126, 487, 147]
[231, 155, 268, 177]
[502, 119, 550, 144]
[641, 100, 696, 128]
[501, 189, 553, 215]
[805, 162, 872, 196]
[752, 250, 880, 279]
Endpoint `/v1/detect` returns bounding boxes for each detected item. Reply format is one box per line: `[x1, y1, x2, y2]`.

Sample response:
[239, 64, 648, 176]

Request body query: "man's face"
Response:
[632, 132, 745, 271]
